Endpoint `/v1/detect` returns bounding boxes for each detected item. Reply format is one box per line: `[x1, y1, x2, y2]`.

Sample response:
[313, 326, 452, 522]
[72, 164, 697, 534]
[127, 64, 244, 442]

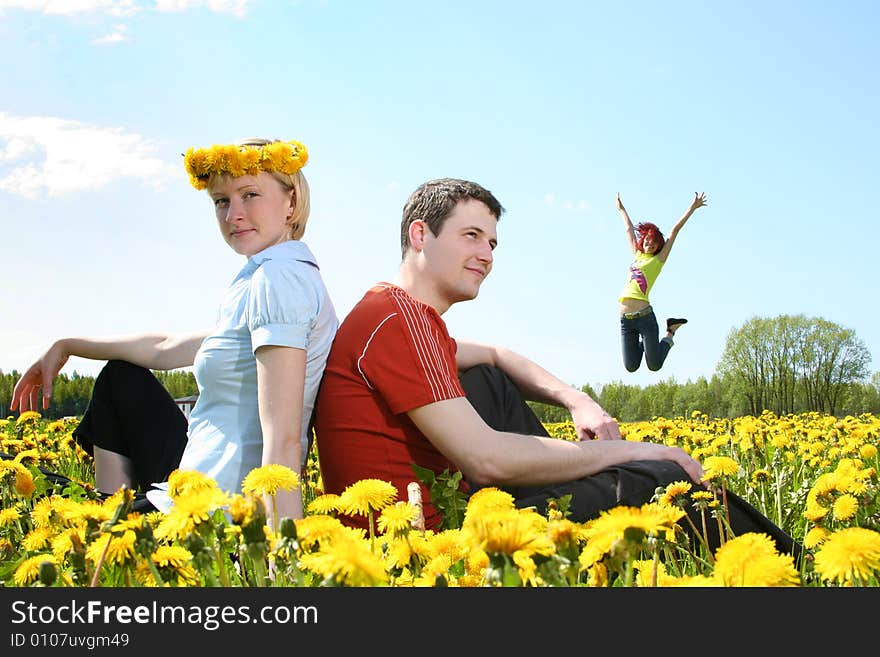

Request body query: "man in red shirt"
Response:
[314, 178, 798, 557]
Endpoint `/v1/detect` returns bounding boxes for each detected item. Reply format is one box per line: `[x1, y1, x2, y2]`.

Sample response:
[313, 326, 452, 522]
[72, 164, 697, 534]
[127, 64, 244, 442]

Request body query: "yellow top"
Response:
[618, 251, 665, 302]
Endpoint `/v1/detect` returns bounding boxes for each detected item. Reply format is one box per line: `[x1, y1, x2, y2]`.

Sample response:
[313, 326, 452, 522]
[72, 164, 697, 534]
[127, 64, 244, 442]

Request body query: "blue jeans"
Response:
[620, 308, 672, 372]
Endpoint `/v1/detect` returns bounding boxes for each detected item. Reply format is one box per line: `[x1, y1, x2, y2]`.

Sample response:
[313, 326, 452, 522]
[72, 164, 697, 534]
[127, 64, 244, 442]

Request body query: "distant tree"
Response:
[152, 370, 198, 399]
[718, 314, 870, 415]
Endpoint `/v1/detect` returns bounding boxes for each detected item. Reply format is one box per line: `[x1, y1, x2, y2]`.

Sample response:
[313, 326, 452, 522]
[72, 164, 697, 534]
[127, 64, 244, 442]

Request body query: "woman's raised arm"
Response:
[11, 330, 209, 412]
[656, 192, 707, 262]
[617, 193, 639, 255]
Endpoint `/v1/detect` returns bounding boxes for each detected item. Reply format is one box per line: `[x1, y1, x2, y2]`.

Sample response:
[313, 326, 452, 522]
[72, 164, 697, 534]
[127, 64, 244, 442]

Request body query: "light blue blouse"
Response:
[147, 240, 338, 512]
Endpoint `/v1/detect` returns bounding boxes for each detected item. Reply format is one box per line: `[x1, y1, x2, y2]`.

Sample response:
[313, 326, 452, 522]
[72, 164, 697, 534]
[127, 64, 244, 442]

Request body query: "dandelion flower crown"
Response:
[183, 139, 308, 190]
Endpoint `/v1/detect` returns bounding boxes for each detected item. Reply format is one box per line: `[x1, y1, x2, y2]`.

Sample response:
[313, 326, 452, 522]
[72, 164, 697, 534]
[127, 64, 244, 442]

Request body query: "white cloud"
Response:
[0, 0, 141, 17]
[0, 0, 259, 17]
[90, 22, 128, 43]
[0, 112, 178, 198]
[154, 0, 255, 18]
[543, 194, 592, 213]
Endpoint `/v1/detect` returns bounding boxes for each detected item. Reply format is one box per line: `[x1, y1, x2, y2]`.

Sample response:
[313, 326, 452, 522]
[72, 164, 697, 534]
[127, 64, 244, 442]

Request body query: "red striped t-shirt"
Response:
[313, 283, 468, 530]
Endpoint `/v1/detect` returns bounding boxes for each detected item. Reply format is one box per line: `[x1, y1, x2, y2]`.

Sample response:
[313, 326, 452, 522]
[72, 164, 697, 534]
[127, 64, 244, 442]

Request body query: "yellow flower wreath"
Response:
[183, 140, 308, 190]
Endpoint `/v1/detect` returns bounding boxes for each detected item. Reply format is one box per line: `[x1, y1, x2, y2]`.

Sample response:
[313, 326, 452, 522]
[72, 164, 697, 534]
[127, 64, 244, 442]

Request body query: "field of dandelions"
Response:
[1, 410, 879, 587]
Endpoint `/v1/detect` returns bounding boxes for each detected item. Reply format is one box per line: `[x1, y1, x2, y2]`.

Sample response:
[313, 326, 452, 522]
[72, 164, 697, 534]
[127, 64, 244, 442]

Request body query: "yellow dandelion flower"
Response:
[338, 479, 398, 517]
[23, 527, 53, 551]
[803, 498, 830, 523]
[227, 494, 262, 526]
[546, 518, 584, 551]
[14, 554, 56, 586]
[583, 503, 684, 545]
[9, 464, 35, 498]
[307, 493, 341, 515]
[36, 496, 91, 530]
[152, 545, 193, 569]
[424, 529, 467, 562]
[702, 455, 740, 481]
[664, 573, 720, 587]
[154, 489, 227, 542]
[15, 411, 41, 425]
[634, 559, 669, 587]
[584, 561, 608, 587]
[377, 502, 417, 536]
[241, 464, 300, 496]
[512, 550, 540, 586]
[466, 545, 490, 577]
[74, 499, 114, 527]
[298, 535, 388, 587]
[465, 508, 555, 558]
[0, 506, 21, 526]
[294, 514, 352, 551]
[712, 533, 799, 587]
[421, 553, 455, 583]
[860, 444, 878, 459]
[658, 480, 693, 507]
[813, 528, 880, 584]
[86, 531, 137, 567]
[384, 535, 419, 570]
[804, 527, 831, 549]
[166, 469, 220, 500]
[142, 546, 198, 586]
[750, 469, 772, 486]
[51, 527, 87, 562]
[13, 448, 41, 464]
[154, 509, 198, 543]
[464, 487, 516, 518]
[832, 494, 859, 521]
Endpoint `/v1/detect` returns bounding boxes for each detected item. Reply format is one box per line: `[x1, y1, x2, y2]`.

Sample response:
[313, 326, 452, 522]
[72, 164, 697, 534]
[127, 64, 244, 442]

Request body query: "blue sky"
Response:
[1, 0, 878, 394]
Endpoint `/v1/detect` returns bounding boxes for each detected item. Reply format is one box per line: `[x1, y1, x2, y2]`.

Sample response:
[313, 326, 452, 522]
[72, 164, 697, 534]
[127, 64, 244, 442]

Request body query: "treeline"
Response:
[0, 369, 198, 419]
[528, 314, 879, 424]
[528, 372, 880, 425]
[2, 314, 877, 423]
[718, 315, 871, 416]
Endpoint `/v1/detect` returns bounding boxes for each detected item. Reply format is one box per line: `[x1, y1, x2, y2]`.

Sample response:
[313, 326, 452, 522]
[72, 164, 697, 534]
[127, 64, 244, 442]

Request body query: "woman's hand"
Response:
[11, 341, 69, 412]
[690, 191, 708, 211]
[616, 193, 625, 211]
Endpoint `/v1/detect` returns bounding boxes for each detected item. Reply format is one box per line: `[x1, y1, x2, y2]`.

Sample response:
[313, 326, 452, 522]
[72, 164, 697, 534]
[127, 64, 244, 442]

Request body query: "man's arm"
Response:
[456, 340, 621, 441]
[407, 397, 704, 487]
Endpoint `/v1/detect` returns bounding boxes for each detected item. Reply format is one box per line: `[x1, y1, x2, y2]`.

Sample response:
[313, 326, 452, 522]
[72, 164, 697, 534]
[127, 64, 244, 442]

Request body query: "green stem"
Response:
[212, 545, 230, 587]
[683, 511, 714, 563]
[146, 560, 166, 587]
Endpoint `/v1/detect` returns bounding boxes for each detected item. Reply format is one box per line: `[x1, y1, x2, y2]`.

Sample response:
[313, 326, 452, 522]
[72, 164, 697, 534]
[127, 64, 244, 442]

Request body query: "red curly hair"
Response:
[636, 222, 665, 253]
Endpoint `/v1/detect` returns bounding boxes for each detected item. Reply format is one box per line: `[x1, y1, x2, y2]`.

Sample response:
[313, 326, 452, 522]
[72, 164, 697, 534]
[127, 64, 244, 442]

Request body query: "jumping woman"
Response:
[617, 191, 707, 372]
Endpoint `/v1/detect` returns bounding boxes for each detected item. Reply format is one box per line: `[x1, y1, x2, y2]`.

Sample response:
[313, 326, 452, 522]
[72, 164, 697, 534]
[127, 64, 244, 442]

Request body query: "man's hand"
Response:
[570, 395, 622, 441]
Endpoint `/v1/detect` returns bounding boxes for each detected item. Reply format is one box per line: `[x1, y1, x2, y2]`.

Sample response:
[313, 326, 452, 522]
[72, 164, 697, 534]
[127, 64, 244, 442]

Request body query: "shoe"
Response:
[666, 318, 688, 332]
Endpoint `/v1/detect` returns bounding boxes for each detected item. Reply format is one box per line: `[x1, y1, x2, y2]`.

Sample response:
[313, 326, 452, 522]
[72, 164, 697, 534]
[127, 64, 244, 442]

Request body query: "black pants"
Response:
[73, 360, 189, 492]
[459, 364, 801, 560]
[46, 360, 189, 512]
